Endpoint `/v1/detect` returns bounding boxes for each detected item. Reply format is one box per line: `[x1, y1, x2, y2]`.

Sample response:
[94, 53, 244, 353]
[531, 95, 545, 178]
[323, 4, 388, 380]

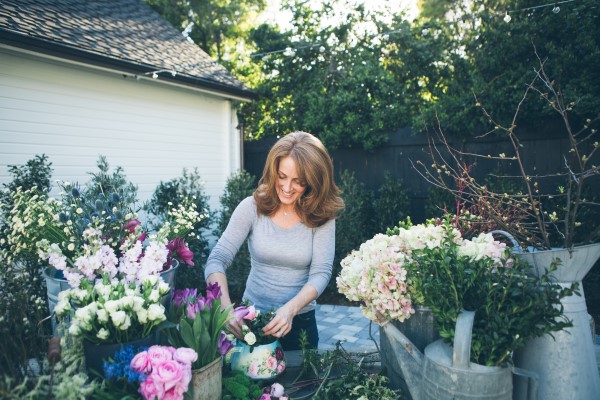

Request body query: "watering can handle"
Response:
[490, 230, 524, 253]
[512, 366, 539, 400]
[452, 310, 475, 369]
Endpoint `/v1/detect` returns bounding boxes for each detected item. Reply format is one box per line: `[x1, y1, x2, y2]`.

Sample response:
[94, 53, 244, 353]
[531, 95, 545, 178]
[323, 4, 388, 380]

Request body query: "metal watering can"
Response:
[380, 310, 539, 400]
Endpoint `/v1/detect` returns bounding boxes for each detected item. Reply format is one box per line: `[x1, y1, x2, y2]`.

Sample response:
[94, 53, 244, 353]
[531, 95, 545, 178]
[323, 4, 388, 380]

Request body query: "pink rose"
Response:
[161, 387, 183, 400]
[267, 356, 277, 370]
[280, 396, 289, 400]
[176, 367, 192, 395]
[259, 395, 271, 400]
[243, 305, 257, 320]
[276, 360, 286, 374]
[174, 347, 198, 366]
[147, 345, 174, 368]
[153, 360, 184, 392]
[139, 374, 165, 400]
[130, 350, 151, 374]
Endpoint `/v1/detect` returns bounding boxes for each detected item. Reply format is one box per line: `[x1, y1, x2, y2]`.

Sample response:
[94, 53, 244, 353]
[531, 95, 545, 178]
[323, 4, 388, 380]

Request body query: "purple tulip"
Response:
[232, 305, 250, 321]
[206, 282, 222, 301]
[217, 332, 233, 356]
[172, 288, 197, 307]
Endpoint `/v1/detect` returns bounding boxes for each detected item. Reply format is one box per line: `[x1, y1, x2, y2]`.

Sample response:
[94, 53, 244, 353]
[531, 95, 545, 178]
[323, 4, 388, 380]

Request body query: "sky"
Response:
[260, 0, 420, 28]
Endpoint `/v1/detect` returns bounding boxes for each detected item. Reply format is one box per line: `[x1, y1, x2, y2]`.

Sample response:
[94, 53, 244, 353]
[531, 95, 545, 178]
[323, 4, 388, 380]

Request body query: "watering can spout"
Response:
[381, 321, 425, 400]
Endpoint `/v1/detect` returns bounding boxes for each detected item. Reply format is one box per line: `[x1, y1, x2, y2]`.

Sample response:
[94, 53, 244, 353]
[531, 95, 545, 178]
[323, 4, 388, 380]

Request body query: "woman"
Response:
[204, 131, 344, 350]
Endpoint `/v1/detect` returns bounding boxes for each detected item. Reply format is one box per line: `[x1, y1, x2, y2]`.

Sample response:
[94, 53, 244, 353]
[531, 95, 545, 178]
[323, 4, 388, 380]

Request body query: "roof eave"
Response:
[0, 29, 257, 101]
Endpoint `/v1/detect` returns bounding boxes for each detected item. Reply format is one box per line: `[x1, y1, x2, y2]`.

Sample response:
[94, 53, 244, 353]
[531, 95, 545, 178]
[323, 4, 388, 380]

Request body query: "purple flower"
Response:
[123, 219, 147, 243]
[206, 282, 222, 301]
[187, 302, 205, 319]
[167, 237, 195, 266]
[172, 288, 197, 307]
[217, 332, 233, 356]
[232, 305, 250, 321]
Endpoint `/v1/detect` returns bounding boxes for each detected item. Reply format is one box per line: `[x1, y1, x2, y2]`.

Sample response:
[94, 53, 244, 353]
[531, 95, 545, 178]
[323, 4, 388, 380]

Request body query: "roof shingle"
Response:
[0, 0, 254, 99]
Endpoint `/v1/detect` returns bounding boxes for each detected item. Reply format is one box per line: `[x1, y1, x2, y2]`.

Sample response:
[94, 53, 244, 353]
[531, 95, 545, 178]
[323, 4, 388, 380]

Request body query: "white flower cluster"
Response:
[457, 232, 508, 265]
[338, 223, 511, 324]
[337, 233, 415, 322]
[55, 276, 169, 344]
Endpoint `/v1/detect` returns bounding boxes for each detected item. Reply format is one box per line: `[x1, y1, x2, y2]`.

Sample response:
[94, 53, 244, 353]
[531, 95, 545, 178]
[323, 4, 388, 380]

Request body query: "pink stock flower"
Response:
[124, 218, 147, 243]
[174, 347, 198, 366]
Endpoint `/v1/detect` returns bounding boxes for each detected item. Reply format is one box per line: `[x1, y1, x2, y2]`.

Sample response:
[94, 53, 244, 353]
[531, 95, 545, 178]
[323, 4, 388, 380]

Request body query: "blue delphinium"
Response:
[103, 345, 147, 383]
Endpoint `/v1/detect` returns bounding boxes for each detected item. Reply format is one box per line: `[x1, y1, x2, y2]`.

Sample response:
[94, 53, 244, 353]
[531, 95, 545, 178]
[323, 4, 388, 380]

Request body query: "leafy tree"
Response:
[145, 0, 266, 62]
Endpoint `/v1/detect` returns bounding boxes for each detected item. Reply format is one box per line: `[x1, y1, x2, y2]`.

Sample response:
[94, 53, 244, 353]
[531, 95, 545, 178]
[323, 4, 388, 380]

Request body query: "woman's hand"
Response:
[226, 316, 246, 341]
[263, 303, 296, 338]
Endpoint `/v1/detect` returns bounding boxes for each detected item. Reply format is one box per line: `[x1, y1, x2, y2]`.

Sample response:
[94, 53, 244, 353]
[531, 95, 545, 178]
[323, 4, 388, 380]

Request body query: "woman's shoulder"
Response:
[235, 196, 258, 216]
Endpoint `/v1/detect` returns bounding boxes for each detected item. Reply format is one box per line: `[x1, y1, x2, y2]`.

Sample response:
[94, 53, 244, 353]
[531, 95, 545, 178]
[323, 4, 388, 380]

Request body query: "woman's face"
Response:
[276, 156, 307, 207]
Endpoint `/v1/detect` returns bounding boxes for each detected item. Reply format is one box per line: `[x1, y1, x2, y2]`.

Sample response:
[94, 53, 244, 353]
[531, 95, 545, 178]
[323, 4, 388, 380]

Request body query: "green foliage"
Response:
[372, 172, 410, 234]
[332, 170, 375, 291]
[222, 370, 264, 400]
[84, 156, 138, 209]
[415, 219, 575, 366]
[213, 170, 256, 303]
[144, 167, 214, 290]
[0, 155, 54, 382]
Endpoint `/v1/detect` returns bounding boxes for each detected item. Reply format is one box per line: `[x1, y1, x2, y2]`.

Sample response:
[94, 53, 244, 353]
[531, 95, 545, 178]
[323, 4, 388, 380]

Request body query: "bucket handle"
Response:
[512, 366, 539, 400]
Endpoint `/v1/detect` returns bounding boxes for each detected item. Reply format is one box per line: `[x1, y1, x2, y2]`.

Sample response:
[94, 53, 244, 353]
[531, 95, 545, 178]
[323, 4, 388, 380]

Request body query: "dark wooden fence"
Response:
[243, 126, 599, 223]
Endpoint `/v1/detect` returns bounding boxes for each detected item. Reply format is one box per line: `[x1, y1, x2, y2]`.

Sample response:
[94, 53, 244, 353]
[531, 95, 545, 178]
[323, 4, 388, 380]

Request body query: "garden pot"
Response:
[83, 334, 156, 378]
[230, 339, 286, 380]
[513, 243, 600, 400]
[380, 304, 440, 392]
[190, 357, 222, 400]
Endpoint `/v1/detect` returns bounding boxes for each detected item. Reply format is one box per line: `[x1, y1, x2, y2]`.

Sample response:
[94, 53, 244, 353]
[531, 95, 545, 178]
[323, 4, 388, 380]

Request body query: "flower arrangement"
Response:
[54, 275, 169, 344]
[5, 181, 203, 288]
[165, 283, 233, 370]
[338, 217, 574, 366]
[103, 344, 197, 400]
[232, 303, 279, 346]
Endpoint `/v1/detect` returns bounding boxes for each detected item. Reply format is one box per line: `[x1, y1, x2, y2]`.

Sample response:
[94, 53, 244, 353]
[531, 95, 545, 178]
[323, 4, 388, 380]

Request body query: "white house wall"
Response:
[0, 47, 242, 215]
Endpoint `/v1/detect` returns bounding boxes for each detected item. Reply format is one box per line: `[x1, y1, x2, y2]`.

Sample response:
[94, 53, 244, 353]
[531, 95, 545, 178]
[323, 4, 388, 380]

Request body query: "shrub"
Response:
[0, 155, 54, 381]
[331, 170, 375, 292]
[213, 170, 256, 304]
[372, 171, 410, 234]
[144, 167, 214, 290]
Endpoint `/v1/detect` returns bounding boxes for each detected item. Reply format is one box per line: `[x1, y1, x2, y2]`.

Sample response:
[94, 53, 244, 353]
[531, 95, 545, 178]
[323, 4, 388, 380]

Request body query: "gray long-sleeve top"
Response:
[204, 196, 335, 314]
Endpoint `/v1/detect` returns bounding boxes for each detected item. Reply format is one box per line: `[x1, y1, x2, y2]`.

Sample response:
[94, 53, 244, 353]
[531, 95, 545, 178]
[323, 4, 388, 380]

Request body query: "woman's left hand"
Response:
[263, 303, 296, 338]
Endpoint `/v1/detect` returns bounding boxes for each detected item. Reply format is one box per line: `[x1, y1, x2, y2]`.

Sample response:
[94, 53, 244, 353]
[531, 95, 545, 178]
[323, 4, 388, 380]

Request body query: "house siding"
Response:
[0, 47, 241, 212]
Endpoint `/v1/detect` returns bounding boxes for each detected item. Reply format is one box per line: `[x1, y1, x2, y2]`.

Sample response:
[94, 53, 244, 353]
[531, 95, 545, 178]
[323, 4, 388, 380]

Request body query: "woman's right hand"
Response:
[226, 315, 246, 340]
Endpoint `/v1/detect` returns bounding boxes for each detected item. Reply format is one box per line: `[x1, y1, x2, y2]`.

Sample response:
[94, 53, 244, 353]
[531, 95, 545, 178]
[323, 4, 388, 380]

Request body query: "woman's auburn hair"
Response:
[254, 131, 344, 228]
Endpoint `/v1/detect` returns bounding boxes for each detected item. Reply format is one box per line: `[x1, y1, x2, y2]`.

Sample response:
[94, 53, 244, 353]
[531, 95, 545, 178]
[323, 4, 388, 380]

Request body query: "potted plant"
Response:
[228, 303, 287, 380]
[164, 283, 233, 400]
[415, 51, 600, 398]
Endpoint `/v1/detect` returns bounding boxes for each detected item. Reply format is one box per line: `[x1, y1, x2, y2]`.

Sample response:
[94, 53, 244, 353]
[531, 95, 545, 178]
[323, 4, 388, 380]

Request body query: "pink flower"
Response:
[248, 362, 259, 378]
[276, 361, 286, 374]
[270, 383, 285, 397]
[147, 345, 174, 368]
[259, 395, 272, 400]
[139, 374, 165, 400]
[167, 237, 194, 266]
[174, 347, 198, 366]
[280, 396, 289, 400]
[153, 360, 184, 392]
[243, 305, 257, 320]
[161, 387, 183, 400]
[130, 350, 151, 374]
[267, 356, 277, 370]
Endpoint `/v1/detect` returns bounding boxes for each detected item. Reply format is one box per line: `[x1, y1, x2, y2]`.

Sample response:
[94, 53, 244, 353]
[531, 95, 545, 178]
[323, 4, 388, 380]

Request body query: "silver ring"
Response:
[278, 329, 284, 335]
